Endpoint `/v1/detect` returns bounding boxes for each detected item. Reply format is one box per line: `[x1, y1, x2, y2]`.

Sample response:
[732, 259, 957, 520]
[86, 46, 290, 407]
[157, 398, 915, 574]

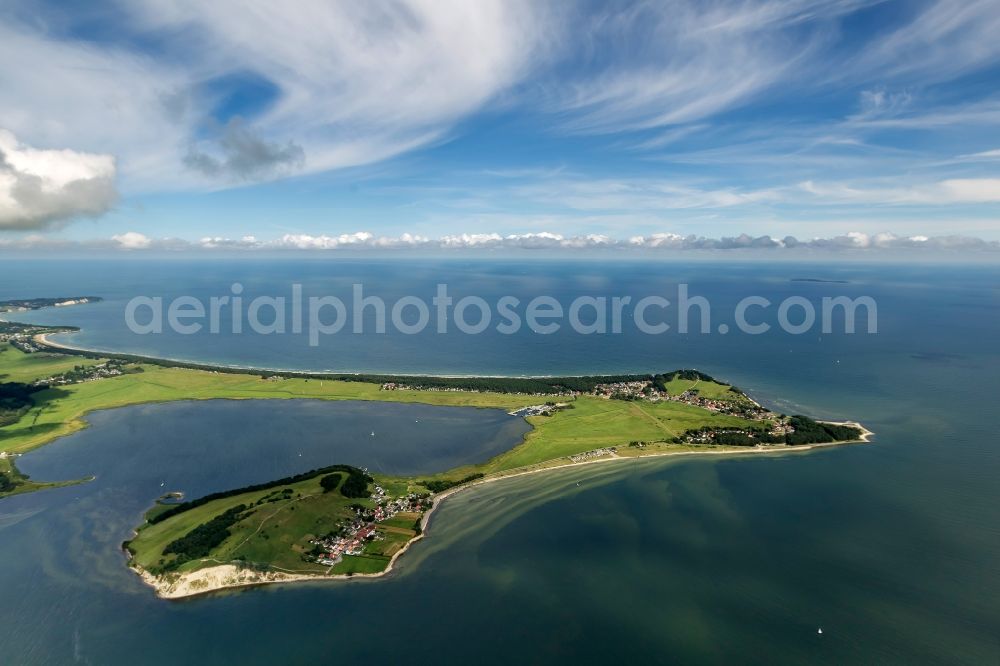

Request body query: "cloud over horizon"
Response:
[4, 229, 996, 254]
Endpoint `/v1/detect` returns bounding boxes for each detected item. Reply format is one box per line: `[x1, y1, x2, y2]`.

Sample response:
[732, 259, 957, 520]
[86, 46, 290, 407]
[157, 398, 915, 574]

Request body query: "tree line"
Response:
[24, 338, 732, 397]
[419, 473, 485, 494]
[148, 464, 371, 524]
[162, 504, 250, 564]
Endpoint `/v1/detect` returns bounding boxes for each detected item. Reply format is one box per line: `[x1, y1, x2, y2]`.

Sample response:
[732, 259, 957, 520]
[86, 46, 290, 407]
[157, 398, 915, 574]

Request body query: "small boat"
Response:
[817, 628, 823, 635]
[370, 431, 376, 437]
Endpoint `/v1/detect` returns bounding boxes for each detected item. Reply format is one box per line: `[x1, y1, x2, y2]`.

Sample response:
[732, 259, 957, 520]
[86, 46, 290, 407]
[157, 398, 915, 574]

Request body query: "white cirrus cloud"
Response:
[798, 178, 1000, 205]
[0, 1, 551, 190]
[847, 0, 1000, 83]
[515, 178, 783, 210]
[135, 0, 549, 182]
[0, 129, 118, 230]
[544, 0, 865, 134]
[955, 148, 1000, 160]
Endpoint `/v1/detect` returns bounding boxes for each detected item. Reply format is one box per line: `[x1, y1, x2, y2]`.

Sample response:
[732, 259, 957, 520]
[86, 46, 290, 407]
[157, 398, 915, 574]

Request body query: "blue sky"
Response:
[1, 0, 999, 252]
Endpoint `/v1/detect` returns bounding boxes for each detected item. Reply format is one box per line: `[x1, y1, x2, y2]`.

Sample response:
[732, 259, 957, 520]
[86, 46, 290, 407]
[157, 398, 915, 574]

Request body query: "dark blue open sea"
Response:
[1, 258, 998, 664]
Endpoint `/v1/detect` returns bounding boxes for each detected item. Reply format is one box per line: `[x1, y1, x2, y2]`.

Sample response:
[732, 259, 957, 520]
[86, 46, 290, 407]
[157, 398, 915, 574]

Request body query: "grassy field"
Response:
[466, 396, 761, 474]
[0, 343, 99, 384]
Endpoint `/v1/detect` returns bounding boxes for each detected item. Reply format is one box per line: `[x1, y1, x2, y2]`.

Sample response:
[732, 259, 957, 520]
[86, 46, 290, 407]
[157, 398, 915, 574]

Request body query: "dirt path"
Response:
[230, 492, 318, 554]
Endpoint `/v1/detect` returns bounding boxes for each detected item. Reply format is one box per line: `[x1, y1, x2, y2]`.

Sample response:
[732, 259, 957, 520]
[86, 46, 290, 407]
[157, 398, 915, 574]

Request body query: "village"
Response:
[383, 375, 770, 422]
[588, 380, 771, 420]
[380, 381, 575, 397]
[0, 319, 134, 387]
[678, 422, 795, 446]
[0, 322, 57, 351]
[30, 360, 131, 387]
[309, 484, 431, 567]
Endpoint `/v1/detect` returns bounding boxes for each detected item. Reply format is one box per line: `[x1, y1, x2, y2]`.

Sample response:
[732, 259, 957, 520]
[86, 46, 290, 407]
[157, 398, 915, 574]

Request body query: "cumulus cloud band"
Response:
[3, 229, 996, 253]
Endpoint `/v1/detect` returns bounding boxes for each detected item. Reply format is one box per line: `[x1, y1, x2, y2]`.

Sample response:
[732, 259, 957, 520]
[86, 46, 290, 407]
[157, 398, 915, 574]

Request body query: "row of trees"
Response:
[149, 464, 370, 524]
[162, 504, 249, 563]
[379, 369, 725, 396]
[420, 473, 485, 494]
[20, 337, 731, 398]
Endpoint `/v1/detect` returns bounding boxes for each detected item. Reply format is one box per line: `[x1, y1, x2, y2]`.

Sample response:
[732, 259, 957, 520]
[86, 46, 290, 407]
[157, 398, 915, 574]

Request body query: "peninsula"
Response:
[0, 304, 869, 599]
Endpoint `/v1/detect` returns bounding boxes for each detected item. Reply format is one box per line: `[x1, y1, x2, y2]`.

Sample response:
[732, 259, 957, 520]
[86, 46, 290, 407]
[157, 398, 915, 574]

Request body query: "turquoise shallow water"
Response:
[0, 259, 998, 664]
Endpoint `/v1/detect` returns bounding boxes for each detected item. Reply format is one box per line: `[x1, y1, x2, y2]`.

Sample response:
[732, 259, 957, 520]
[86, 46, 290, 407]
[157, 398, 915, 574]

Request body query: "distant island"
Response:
[0, 299, 870, 599]
[0, 296, 102, 313]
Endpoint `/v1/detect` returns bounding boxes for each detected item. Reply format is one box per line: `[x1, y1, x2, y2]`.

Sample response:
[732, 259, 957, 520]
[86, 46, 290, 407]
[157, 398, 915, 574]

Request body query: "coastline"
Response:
[26, 329, 874, 600]
[133, 425, 874, 600]
[32, 332, 756, 381]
